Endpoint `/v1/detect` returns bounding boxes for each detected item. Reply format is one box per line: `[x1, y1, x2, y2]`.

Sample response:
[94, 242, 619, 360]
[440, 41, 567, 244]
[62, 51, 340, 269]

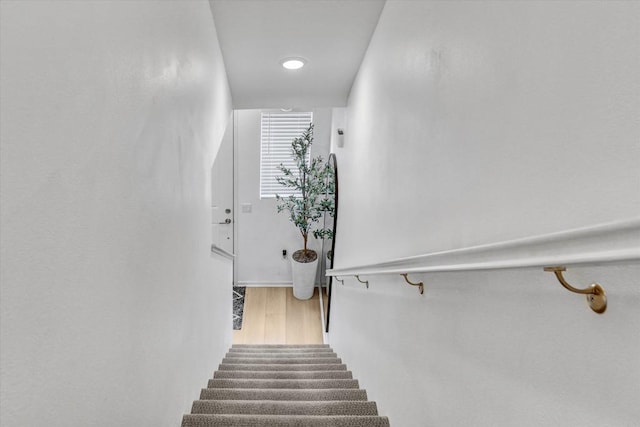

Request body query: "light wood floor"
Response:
[233, 287, 324, 345]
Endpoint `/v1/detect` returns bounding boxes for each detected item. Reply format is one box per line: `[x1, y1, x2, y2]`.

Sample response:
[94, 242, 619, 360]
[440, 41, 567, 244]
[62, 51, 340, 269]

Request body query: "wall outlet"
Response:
[282, 249, 287, 259]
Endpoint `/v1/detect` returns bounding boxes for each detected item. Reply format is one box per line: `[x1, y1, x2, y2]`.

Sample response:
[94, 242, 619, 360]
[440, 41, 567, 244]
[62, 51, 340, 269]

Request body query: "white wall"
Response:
[235, 109, 332, 285]
[329, 1, 640, 426]
[0, 2, 233, 426]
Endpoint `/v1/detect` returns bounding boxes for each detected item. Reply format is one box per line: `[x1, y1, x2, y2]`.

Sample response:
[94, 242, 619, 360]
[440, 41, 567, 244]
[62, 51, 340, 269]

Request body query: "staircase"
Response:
[182, 344, 390, 426]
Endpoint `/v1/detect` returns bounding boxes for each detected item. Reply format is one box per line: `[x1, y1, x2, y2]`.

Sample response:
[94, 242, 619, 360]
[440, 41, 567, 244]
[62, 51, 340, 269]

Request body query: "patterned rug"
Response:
[233, 286, 245, 330]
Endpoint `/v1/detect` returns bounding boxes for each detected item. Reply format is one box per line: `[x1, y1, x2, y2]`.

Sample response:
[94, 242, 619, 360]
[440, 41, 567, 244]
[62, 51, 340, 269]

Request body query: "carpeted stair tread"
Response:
[228, 347, 335, 354]
[218, 363, 348, 371]
[213, 370, 353, 379]
[225, 352, 338, 358]
[200, 388, 368, 401]
[190, 400, 379, 416]
[207, 378, 359, 389]
[222, 357, 342, 364]
[184, 346, 389, 425]
[232, 344, 330, 349]
[182, 414, 390, 426]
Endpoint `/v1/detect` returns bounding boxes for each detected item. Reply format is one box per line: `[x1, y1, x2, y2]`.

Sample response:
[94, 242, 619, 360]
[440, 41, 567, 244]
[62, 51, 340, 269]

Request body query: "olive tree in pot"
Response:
[276, 123, 333, 300]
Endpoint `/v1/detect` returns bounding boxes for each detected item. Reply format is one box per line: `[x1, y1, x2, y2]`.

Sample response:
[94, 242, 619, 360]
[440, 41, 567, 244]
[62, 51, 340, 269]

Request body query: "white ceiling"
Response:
[209, 0, 386, 110]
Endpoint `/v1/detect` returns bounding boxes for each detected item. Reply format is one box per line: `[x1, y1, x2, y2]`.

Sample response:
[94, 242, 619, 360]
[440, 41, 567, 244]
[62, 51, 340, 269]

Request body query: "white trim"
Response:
[210, 244, 235, 260]
[327, 217, 640, 277]
[318, 286, 328, 344]
[236, 281, 293, 287]
[236, 281, 328, 288]
[233, 111, 239, 289]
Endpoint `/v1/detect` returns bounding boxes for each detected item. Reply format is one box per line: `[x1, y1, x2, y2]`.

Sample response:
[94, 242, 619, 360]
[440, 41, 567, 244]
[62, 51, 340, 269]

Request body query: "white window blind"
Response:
[260, 112, 313, 198]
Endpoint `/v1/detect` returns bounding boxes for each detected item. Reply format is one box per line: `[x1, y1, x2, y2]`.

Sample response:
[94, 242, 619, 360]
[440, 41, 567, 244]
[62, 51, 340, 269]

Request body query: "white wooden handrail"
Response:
[326, 217, 640, 277]
[211, 244, 235, 260]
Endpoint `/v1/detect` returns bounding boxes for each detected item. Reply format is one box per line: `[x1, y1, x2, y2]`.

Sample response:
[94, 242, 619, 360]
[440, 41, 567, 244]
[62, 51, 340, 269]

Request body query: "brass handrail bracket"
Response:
[544, 266, 607, 314]
[355, 275, 369, 289]
[401, 274, 424, 295]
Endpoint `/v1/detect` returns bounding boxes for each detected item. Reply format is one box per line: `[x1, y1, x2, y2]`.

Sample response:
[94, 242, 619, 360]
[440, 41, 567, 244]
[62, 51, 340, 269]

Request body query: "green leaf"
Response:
[274, 123, 336, 249]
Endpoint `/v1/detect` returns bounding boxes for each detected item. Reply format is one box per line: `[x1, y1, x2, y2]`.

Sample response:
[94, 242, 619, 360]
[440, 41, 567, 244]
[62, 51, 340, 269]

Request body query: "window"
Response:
[260, 111, 313, 198]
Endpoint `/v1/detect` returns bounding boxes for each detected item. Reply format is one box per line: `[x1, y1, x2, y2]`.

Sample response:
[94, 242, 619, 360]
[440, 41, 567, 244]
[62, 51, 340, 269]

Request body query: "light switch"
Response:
[241, 203, 252, 213]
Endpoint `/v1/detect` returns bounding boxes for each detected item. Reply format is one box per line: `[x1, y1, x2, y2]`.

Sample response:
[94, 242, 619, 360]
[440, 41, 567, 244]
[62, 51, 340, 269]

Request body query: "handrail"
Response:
[210, 244, 235, 260]
[325, 217, 639, 312]
[326, 217, 640, 277]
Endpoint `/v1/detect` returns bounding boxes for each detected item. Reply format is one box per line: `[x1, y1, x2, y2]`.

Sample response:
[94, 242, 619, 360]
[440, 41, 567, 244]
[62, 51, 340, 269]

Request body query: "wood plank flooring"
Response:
[233, 287, 324, 345]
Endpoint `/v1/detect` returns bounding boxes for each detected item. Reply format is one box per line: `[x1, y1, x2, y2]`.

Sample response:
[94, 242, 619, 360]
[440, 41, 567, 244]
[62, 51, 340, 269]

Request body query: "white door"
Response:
[211, 122, 234, 254]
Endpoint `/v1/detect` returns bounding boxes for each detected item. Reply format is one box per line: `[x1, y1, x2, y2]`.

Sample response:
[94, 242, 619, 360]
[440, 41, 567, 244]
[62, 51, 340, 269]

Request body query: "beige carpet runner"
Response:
[182, 344, 390, 426]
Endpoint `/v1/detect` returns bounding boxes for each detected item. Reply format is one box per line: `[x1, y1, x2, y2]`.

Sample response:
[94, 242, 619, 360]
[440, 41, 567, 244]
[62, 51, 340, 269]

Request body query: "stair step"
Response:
[207, 379, 359, 389]
[200, 388, 368, 401]
[213, 370, 353, 380]
[182, 414, 390, 426]
[185, 346, 388, 424]
[228, 347, 335, 354]
[231, 344, 330, 349]
[218, 363, 348, 371]
[222, 357, 342, 365]
[225, 352, 337, 358]
[191, 400, 379, 416]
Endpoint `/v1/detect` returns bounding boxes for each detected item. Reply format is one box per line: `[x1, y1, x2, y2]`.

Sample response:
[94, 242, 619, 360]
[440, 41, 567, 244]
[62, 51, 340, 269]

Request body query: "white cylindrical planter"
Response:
[291, 257, 318, 300]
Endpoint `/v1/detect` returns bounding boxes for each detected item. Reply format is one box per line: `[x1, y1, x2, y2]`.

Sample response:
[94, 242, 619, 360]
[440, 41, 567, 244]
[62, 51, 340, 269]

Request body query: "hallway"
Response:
[233, 288, 324, 345]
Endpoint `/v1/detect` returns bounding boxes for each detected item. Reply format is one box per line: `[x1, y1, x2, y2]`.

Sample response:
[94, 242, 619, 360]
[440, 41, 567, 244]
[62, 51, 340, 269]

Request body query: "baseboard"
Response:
[235, 281, 328, 288]
[236, 281, 293, 287]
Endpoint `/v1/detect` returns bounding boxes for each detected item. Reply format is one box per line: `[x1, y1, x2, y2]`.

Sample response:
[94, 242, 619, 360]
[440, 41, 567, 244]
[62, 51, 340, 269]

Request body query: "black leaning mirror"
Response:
[319, 153, 338, 333]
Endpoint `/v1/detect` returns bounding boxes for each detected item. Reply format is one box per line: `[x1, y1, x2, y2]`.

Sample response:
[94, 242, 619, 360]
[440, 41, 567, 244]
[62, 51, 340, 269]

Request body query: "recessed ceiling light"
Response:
[281, 58, 306, 70]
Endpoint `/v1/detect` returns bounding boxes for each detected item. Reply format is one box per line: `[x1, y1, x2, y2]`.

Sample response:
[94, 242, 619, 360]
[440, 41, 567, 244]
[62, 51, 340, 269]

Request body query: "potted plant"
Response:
[276, 123, 333, 300]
